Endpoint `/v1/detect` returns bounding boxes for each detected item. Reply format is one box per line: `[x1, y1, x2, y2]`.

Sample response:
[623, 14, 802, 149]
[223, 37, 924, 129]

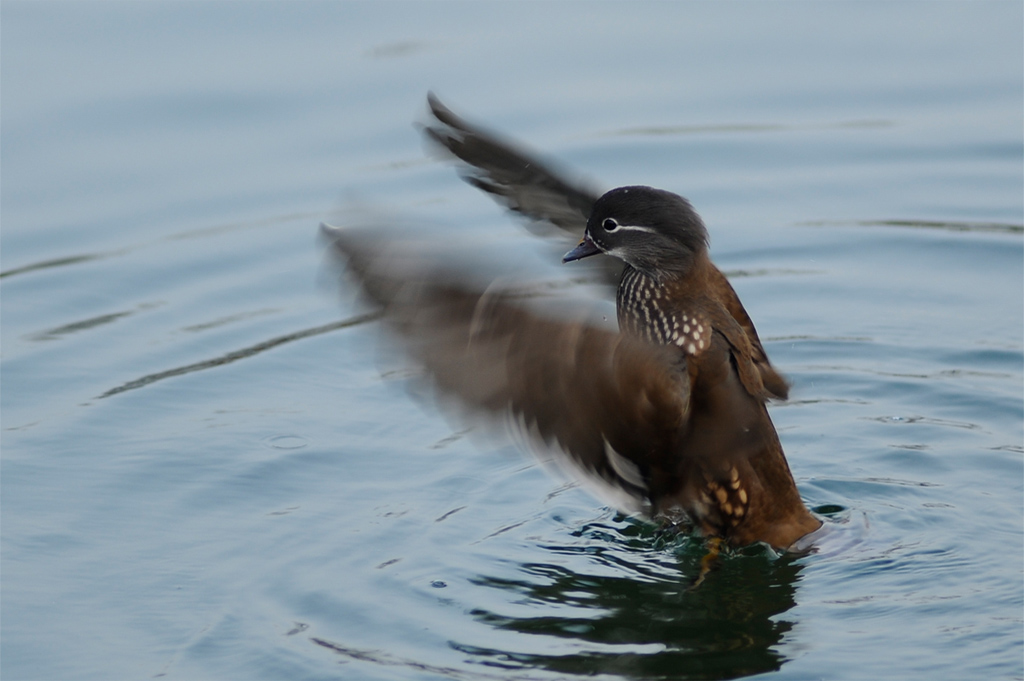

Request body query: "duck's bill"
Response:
[562, 234, 602, 263]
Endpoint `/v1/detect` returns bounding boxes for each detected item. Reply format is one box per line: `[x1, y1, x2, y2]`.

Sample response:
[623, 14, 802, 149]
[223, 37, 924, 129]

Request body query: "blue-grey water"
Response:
[2, 3, 1022, 680]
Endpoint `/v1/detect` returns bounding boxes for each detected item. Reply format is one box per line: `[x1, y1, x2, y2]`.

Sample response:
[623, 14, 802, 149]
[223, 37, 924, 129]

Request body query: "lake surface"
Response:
[2, 3, 1022, 680]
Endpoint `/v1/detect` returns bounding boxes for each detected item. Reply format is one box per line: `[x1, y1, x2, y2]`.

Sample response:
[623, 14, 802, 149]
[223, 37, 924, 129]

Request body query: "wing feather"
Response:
[424, 92, 601, 238]
[326, 225, 689, 509]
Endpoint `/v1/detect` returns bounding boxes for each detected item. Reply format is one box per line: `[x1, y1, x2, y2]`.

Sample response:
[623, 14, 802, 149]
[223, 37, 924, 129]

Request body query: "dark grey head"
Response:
[563, 186, 709, 278]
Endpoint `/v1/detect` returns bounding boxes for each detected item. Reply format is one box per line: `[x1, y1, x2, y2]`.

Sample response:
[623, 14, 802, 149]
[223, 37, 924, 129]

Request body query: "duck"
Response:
[325, 94, 821, 551]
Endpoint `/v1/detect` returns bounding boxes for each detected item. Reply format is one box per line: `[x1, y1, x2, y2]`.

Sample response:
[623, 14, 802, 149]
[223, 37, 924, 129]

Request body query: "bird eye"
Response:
[602, 218, 619, 232]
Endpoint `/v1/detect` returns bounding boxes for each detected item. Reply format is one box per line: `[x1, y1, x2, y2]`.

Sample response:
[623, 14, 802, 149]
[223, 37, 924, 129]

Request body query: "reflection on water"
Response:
[308, 515, 810, 680]
[458, 519, 805, 680]
[799, 219, 1024, 234]
[27, 303, 159, 341]
[0, 211, 325, 280]
[599, 118, 895, 138]
[0, 252, 118, 279]
[96, 312, 379, 398]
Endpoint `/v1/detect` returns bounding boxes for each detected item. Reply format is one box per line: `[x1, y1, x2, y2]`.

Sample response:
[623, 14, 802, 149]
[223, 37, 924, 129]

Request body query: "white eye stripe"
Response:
[601, 217, 657, 235]
[609, 223, 657, 234]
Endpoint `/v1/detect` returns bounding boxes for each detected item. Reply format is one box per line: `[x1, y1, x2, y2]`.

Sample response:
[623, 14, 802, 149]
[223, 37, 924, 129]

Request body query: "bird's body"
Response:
[327, 95, 821, 551]
[561, 185, 819, 548]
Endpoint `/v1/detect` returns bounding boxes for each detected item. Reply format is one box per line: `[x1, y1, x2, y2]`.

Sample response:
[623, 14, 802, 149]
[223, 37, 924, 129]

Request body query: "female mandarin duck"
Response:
[327, 94, 821, 551]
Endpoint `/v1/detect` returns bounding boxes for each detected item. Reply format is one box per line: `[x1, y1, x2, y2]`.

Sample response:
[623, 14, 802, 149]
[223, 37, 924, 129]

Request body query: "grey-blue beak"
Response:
[562, 233, 602, 263]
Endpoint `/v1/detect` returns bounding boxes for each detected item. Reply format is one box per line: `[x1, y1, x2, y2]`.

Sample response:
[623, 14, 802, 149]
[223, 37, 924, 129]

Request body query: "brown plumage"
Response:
[326, 94, 820, 550]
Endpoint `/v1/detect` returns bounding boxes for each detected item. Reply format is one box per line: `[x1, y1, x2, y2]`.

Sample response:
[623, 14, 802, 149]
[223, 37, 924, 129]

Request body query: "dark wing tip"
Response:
[426, 91, 459, 128]
[761, 367, 790, 401]
[419, 93, 614, 290]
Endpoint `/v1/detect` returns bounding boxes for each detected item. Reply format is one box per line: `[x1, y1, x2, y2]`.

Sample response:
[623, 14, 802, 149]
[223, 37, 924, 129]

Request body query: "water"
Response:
[2, 3, 1022, 680]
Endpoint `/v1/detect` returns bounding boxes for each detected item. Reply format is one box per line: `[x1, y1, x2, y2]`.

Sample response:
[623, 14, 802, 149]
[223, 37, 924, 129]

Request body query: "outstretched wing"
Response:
[424, 94, 788, 400]
[423, 93, 614, 253]
[325, 224, 690, 512]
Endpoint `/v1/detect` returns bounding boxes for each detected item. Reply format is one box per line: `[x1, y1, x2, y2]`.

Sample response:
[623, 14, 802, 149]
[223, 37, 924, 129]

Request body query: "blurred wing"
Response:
[326, 224, 690, 512]
[421, 95, 787, 396]
[424, 93, 600, 236]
